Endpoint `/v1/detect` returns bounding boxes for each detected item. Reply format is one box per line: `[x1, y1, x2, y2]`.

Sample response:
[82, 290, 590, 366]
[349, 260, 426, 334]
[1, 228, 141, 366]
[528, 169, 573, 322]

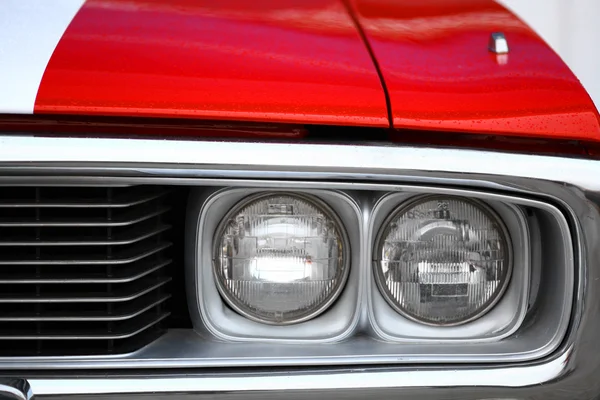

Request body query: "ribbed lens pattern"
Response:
[376, 197, 510, 325]
[215, 194, 348, 324]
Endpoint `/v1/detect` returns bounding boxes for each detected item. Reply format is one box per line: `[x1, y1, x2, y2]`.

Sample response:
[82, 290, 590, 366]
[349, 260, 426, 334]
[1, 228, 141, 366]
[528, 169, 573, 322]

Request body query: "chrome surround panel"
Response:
[188, 188, 362, 342]
[0, 138, 576, 367]
[0, 136, 596, 399]
[0, 142, 576, 367]
[369, 193, 529, 340]
[185, 185, 568, 360]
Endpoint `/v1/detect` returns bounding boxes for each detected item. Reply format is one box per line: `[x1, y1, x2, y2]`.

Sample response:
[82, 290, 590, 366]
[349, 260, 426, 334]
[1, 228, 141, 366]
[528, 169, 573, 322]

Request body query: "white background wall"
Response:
[499, 0, 600, 111]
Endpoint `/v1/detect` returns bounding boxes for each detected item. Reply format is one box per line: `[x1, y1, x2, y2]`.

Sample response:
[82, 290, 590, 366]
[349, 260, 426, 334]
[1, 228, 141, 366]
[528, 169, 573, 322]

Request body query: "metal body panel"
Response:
[33, 0, 388, 127]
[347, 0, 600, 140]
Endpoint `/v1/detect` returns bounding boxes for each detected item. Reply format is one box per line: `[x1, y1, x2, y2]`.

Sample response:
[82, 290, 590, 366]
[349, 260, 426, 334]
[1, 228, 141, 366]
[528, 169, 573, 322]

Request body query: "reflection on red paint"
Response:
[494, 54, 508, 66]
[348, 0, 600, 141]
[35, 0, 388, 128]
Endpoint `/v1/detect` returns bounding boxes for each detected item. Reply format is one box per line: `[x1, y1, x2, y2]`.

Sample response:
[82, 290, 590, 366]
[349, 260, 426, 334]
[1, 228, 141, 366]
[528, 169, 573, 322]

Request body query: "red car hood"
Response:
[33, 0, 389, 128]
[349, 0, 600, 140]
[3, 0, 599, 140]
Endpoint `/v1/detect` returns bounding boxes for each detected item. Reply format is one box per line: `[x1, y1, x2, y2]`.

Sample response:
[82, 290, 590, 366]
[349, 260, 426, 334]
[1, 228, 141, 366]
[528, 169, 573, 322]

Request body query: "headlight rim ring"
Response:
[372, 194, 514, 327]
[212, 191, 352, 326]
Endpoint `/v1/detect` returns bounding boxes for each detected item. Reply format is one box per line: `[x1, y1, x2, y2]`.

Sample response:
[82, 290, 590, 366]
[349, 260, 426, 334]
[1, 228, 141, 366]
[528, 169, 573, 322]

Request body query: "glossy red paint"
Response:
[347, 0, 600, 141]
[34, 0, 388, 127]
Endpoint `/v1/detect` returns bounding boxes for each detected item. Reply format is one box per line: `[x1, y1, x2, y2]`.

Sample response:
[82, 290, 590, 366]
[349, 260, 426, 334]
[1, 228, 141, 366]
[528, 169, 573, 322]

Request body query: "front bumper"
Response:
[1, 135, 599, 399]
[0, 354, 590, 400]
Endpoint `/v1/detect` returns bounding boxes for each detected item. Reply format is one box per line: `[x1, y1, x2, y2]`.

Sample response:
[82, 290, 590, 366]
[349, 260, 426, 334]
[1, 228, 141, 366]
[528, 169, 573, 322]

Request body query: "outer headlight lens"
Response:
[214, 192, 350, 325]
[374, 196, 511, 326]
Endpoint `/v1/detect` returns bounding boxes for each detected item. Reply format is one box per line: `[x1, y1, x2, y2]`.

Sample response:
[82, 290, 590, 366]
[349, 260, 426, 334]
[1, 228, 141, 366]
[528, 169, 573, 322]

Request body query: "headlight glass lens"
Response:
[214, 193, 350, 325]
[374, 196, 511, 326]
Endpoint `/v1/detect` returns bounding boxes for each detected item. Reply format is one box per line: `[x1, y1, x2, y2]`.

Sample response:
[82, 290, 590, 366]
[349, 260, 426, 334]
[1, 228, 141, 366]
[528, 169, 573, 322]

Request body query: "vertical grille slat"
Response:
[0, 186, 176, 356]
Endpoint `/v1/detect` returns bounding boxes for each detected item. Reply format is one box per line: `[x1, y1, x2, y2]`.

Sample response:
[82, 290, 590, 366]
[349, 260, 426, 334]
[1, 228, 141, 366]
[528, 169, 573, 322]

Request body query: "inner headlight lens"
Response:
[374, 196, 511, 326]
[214, 193, 350, 325]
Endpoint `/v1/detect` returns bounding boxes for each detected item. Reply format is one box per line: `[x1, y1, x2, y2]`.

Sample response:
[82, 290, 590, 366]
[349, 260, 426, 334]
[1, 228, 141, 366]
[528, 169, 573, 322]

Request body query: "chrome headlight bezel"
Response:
[190, 187, 362, 343]
[372, 194, 514, 327]
[368, 190, 532, 342]
[211, 191, 352, 326]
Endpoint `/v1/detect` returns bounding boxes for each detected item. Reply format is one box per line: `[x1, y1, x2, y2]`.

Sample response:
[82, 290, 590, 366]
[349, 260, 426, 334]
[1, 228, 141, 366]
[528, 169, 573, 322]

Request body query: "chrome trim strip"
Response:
[0, 224, 170, 246]
[0, 242, 172, 266]
[1, 312, 170, 340]
[0, 260, 171, 285]
[0, 136, 597, 189]
[0, 207, 170, 227]
[0, 294, 171, 321]
[0, 277, 171, 303]
[0, 189, 168, 208]
[27, 348, 570, 394]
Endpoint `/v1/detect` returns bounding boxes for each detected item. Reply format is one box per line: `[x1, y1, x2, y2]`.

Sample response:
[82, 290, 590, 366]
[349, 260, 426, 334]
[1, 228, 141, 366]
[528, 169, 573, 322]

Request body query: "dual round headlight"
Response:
[213, 193, 350, 325]
[373, 196, 511, 326]
[213, 193, 511, 326]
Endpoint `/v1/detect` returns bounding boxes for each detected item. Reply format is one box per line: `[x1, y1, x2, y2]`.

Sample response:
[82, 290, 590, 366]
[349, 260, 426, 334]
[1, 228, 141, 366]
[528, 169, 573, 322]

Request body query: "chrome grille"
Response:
[0, 186, 173, 356]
